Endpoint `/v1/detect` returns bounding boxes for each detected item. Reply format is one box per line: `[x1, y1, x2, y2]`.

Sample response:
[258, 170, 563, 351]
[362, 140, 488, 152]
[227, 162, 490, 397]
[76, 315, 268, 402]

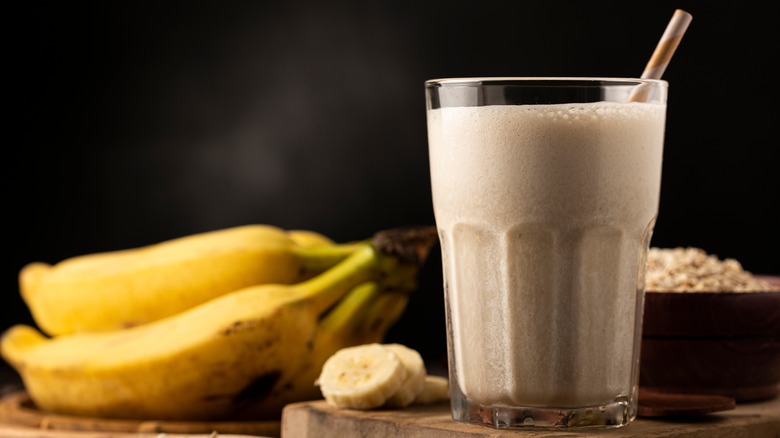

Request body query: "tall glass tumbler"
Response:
[426, 78, 668, 429]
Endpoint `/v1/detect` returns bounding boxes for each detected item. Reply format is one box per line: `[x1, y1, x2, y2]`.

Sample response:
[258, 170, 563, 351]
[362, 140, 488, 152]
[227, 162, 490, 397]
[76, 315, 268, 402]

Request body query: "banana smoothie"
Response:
[428, 99, 666, 415]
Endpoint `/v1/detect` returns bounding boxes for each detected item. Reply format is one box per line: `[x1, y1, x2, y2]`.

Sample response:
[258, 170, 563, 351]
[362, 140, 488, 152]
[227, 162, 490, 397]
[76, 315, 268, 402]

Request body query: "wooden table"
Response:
[281, 396, 780, 437]
[1, 377, 777, 437]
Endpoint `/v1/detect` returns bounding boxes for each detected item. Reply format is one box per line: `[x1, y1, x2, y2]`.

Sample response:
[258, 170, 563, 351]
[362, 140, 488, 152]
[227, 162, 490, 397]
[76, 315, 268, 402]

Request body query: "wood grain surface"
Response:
[1, 388, 778, 437]
[281, 396, 780, 438]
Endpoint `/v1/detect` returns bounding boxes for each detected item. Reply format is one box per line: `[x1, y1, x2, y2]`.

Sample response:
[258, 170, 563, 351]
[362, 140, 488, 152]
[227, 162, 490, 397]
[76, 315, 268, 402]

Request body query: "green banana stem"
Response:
[294, 243, 380, 316]
[296, 225, 438, 317]
[318, 282, 381, 339]
[293, 242, 364, 275]
[312, 285, 409, 347]
[376, 257, 422, 294]
[296, 225, 439, 280]
[316, 281, 410, 346]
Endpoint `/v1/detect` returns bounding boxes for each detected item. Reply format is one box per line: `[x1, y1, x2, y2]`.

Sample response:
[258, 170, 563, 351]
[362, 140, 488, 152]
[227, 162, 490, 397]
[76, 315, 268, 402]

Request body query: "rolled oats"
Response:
[646, 247, 778, 292]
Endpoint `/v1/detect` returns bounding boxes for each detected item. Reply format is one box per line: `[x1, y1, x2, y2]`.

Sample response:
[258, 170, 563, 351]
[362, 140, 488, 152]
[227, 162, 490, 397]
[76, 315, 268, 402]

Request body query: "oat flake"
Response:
[646, 247, 778, 292]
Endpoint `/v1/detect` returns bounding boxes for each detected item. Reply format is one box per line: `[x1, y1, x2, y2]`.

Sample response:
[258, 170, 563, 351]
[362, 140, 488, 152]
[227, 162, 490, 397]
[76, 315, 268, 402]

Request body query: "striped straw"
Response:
[628, 9, 693, 102]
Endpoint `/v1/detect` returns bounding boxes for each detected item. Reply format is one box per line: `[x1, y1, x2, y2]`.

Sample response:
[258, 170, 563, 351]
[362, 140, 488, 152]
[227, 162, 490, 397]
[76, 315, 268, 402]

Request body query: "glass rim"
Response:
[425, 77, 668, 88]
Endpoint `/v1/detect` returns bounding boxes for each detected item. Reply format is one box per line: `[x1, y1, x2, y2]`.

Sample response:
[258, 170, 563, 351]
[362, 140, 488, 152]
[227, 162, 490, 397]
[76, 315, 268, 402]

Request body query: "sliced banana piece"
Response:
[316, 343, 407, 409]
[382, 344, 427, 408]
[412, 375, 450, 405]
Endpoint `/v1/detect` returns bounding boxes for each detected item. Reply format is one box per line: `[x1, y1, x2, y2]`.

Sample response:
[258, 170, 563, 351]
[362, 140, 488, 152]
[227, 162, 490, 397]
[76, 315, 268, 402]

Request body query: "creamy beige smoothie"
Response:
[428, 101, 666, 411]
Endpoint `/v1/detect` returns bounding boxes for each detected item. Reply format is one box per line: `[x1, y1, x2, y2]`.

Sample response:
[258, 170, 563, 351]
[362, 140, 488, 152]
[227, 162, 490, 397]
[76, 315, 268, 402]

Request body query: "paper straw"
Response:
[628, 9, 693, 102]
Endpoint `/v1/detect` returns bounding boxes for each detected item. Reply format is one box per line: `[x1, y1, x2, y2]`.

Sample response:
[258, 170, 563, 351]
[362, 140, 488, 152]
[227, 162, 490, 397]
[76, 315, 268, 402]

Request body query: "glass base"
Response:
[451, 396, 635, 429]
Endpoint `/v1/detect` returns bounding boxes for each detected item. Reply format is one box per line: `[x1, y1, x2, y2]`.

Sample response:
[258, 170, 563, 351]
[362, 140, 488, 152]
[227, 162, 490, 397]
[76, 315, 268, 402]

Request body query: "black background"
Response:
[5, 1, 778, 379]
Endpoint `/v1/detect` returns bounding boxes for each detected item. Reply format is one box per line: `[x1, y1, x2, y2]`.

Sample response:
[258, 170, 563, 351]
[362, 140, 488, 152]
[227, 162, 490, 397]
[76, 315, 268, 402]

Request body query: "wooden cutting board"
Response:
[281, 395, 780, 437]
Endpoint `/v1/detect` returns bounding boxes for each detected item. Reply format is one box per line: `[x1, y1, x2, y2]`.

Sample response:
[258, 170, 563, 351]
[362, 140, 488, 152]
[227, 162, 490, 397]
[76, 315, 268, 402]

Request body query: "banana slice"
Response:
[316, 343, 407, 409]
[412, 375, 450, 405]
[382, 344, 427, 408]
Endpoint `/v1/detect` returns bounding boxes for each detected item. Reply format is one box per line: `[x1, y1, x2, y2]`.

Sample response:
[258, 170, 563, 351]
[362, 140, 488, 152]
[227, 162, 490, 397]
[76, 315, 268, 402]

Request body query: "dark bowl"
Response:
[640, 275, 780, 402]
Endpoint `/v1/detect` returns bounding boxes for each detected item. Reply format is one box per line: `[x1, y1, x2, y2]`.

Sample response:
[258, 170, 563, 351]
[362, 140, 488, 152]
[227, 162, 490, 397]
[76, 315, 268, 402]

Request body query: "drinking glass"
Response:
[426, 77, 667, 429]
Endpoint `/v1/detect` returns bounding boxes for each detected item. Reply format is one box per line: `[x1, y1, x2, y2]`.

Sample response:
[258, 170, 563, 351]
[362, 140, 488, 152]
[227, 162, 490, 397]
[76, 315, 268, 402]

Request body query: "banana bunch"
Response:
[20, 224, 359, 335]
[1, 225, 438, 421]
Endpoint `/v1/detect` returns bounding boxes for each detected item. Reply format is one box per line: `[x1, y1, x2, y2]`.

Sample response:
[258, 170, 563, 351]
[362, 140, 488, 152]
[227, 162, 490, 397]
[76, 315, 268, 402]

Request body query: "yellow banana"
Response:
[287, 229, 335, 247]
[2, 226, 437, 421]
[20, 224, 358, 336]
